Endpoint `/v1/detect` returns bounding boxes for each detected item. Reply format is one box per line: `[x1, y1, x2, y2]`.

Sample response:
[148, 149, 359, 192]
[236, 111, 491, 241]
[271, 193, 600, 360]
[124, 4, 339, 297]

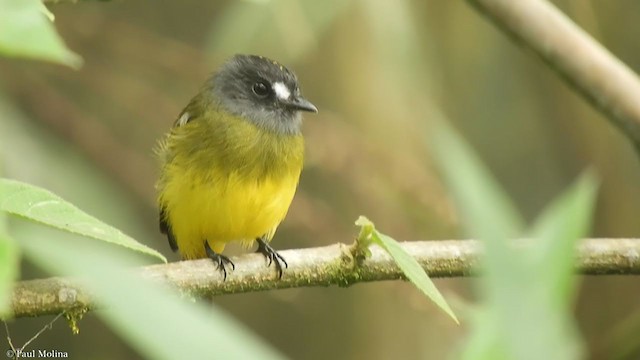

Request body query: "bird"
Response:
[156, 54, 317, 280]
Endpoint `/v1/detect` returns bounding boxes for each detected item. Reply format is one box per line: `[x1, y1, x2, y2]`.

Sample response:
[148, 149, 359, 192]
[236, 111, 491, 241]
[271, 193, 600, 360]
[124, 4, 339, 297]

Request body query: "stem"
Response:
[467, 0, 640, 153]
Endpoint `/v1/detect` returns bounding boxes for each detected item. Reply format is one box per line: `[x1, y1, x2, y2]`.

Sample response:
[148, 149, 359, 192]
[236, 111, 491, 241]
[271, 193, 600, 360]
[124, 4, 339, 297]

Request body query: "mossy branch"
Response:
[467, 0, 640, 154]
[9, 238, 640, 318]
[43, 0, 108, 4]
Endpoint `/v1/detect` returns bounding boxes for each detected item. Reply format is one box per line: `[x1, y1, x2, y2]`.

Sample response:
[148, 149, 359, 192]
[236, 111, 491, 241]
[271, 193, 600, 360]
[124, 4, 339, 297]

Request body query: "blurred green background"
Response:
[1, 0, 639, 359]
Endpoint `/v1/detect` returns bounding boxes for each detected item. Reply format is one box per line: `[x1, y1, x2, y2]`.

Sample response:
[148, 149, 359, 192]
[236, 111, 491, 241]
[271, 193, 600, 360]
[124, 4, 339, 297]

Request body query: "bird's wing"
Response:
[159, 206, 179, 252]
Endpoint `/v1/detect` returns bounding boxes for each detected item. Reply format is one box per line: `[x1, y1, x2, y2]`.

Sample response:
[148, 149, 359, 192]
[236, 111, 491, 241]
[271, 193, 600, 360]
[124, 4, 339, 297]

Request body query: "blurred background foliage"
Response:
[1, 0, 639, 359]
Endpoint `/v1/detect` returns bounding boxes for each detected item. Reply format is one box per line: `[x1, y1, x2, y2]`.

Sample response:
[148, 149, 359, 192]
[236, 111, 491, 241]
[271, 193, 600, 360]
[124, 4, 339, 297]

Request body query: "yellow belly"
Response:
[156, 108, 304, 260]
[162, 167, 300, 259]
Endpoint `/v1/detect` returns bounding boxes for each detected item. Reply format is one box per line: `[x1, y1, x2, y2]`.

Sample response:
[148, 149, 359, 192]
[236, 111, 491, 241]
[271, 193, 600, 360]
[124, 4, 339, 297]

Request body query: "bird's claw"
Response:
[204, 241, 235, 281]
[256, 238, 288, 279]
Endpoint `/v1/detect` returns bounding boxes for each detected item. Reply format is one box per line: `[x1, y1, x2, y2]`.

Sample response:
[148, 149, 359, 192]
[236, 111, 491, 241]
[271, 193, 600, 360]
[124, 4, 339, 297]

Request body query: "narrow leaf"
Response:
[528, 172, 598, 306]
[430, 121, 524, 241]
[429, 121, 589, 359]
[0, 179, 166, 263]
[356, 216, 459, 324]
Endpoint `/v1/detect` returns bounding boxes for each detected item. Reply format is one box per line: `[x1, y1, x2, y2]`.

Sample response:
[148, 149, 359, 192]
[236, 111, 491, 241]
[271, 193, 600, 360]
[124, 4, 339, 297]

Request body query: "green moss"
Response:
[64, 307, 88, 335]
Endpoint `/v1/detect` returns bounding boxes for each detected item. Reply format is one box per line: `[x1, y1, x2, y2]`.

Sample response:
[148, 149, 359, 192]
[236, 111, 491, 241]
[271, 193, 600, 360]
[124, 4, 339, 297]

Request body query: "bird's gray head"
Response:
[211, 54, 317, 135]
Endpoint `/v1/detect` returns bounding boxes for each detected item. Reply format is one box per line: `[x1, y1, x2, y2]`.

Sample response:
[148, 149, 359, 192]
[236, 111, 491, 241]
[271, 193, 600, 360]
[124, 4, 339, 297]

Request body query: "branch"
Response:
[9, 238, 640, 318]
[466, 0, 640, 154]
[43, 0, 109, 4]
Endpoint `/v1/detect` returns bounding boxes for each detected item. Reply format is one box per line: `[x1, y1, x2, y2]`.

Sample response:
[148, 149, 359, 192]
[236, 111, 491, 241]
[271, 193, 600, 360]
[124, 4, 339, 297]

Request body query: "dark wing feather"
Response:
[159, 207, 179, 252]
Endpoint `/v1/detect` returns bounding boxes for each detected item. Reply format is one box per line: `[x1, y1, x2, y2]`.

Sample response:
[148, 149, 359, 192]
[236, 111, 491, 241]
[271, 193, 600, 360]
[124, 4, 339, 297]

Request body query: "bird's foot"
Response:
[256, 238, 288, 279]
[204, 241, 235, 281]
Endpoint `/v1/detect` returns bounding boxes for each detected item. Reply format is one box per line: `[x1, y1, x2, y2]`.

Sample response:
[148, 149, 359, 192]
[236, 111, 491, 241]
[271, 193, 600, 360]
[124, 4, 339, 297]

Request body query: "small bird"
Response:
[156, 54, 317, 279]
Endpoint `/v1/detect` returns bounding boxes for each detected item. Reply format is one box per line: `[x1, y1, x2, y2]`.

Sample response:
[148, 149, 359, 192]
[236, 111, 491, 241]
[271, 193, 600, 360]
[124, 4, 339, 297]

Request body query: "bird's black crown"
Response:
[210, 54, 316, 135]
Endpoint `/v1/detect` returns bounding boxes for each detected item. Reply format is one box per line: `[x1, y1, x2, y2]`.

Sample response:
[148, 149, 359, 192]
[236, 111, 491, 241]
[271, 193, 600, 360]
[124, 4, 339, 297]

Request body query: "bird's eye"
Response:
[252, 81, 270, 97]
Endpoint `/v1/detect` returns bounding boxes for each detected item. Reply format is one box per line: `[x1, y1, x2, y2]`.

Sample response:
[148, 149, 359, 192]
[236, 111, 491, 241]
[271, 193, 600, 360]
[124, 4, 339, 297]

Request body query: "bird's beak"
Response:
[282, 96, 318, 113]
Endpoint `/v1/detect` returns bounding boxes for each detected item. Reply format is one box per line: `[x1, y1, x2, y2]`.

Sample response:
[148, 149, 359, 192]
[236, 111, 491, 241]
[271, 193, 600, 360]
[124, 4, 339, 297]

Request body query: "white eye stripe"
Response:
[273, 82, 291, 100]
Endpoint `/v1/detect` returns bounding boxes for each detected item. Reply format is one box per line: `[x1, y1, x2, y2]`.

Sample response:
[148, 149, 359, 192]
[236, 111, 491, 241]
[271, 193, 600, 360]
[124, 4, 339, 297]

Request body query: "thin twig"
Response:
[20, 313, 64, 352]
[466, 0, 640, 154]
[7, 238, 640, 319]
[2, 313, 63, 359]
[3, 321, 16, 358]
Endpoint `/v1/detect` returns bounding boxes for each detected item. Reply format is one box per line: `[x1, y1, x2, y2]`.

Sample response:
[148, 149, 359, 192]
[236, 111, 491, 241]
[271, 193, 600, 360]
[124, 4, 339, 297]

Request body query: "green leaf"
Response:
[20, 232, 285, 360]
[461, 309, 506, 360]
[0, 208, 19, 317]
[430, 121, 525, 323]
[0, 0, 82, 68]
[499, 172, 597, 360]
[430, 122, 524, 242]
[0, 179, 166, 263]
[430, 121, 591, 360]
[355, 216, 459, 324]
[528, 171, 598, 307]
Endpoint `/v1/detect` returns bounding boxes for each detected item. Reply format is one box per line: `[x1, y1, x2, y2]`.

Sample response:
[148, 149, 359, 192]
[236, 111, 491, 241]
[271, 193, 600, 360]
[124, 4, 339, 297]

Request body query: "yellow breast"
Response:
[157, 111, 304, 259]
